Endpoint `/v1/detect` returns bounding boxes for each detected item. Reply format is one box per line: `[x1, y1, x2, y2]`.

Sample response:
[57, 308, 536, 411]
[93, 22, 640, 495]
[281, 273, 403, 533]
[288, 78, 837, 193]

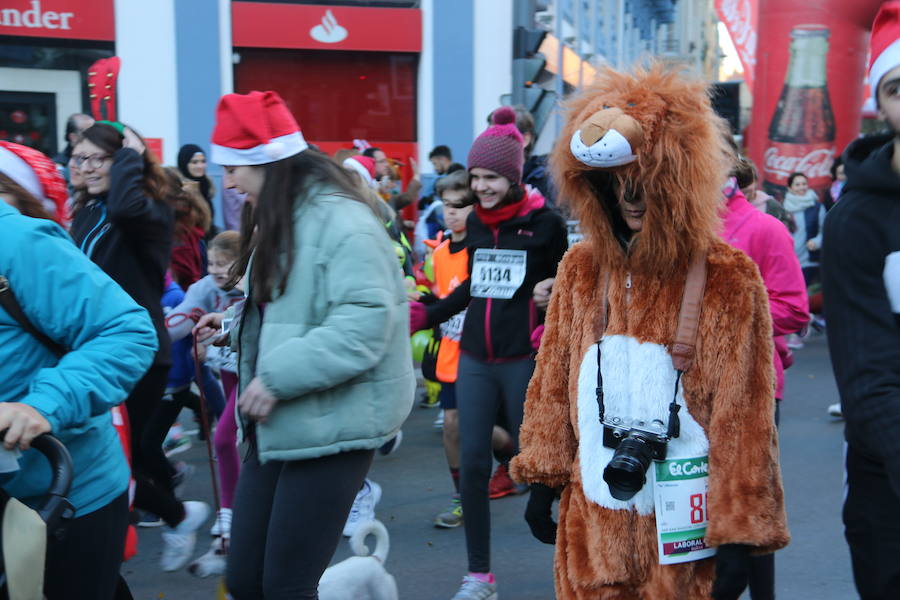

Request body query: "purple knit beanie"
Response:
[467, 106, 524, 184]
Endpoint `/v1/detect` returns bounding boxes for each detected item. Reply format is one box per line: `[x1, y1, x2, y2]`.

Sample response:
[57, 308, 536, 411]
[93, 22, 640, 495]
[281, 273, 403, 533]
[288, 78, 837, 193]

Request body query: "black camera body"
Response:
[601, 418, 670, 501]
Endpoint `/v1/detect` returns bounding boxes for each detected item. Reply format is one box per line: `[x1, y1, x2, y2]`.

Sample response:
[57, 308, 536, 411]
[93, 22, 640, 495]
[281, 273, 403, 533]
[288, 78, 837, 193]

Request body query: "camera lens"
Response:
[603, 435, 655, 501]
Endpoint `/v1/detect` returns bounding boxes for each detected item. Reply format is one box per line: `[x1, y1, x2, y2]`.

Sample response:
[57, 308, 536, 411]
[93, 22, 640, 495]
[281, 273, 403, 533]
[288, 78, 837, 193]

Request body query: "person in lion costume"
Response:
[509, 64, 789, 600]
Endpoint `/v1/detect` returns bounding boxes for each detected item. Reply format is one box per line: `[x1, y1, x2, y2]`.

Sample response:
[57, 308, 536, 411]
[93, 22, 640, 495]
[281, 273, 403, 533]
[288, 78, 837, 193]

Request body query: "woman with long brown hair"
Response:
[69, 121, 210, 572]
[193, 91, 414, 599]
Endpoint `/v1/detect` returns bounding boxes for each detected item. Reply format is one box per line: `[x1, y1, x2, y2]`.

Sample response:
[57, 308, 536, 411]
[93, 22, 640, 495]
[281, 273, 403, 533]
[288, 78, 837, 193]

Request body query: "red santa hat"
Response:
[342, 154, 377, 188]
[0, 141, 69, 224]
[210, 91, 308, 165]
[869, 1, 900, 106]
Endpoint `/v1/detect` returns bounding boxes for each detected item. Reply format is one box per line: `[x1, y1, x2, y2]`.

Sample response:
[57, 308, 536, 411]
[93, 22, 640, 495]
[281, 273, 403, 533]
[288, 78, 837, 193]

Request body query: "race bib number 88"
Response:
[471, 249, 527, 300]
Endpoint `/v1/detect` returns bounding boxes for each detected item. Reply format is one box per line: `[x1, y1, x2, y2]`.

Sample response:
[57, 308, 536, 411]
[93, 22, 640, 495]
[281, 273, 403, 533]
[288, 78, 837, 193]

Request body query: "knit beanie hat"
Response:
[870, 1, 900, 104]
[210, 91, 307, 165]
[467, 106, 524, 184]
[342, 155, 377, 188]
[0, 141, 69, 224]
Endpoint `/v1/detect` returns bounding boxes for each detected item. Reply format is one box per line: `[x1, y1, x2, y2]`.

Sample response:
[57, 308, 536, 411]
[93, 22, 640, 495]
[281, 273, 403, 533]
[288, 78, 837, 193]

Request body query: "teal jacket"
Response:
[234, 185, 415, 463]
[0, 203, 157, 516]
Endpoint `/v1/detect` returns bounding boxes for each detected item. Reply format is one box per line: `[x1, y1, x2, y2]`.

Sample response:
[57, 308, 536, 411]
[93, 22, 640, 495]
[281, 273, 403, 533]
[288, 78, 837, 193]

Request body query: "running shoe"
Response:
[450, 575, 498, 600]
[786, 333, 805, 350]
[379, 430, 403, 456]
[827, 402, 843, 418]
[161, 501, 209, 572]
[435, 495, 463, 528]
[434, 410, 445, 429]
[172, 461, 195, 494]
[488, 464, 526, 499]
[342, 479, 382, 537]
[136, 510, 163, 528]
[163, 424, 192, 457]
[210, 507, 232, 538]
[419, 393, 440, 408]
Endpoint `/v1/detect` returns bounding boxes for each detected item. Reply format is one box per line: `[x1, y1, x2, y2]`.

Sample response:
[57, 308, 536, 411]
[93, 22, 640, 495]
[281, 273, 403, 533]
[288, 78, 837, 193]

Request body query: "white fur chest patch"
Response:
[577, 335, 709, 515]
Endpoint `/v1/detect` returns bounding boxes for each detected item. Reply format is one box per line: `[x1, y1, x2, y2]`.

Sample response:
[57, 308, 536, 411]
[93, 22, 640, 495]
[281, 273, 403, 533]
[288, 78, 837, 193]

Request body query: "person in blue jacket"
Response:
[0, 200, 158, 599]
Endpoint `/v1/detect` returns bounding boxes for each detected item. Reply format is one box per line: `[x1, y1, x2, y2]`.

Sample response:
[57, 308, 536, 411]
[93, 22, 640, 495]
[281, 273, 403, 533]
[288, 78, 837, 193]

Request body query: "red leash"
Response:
[192, 335, 225, 548]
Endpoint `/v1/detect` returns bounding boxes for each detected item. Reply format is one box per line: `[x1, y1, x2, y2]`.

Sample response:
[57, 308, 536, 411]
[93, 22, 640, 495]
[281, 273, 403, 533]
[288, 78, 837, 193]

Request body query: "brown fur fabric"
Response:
[509, 64, 789, 600]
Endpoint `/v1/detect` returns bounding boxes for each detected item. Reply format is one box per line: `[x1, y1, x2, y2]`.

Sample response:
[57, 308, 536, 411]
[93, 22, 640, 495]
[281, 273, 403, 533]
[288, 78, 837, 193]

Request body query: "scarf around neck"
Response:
[783, 190, 818, 213]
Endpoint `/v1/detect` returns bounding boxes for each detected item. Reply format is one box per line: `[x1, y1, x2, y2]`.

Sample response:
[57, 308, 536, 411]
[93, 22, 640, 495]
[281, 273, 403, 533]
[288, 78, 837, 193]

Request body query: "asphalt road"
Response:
[124, 330, 856, 599]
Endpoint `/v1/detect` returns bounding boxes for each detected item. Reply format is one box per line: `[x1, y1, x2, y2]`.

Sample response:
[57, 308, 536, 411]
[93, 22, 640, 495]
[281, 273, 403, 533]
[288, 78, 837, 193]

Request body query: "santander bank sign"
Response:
[0, 0, 114, 41]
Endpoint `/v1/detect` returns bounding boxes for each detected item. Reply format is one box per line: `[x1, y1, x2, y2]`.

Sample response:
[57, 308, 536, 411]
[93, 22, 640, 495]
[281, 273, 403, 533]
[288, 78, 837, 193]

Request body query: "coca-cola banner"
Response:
[747, 0, 882, 200]
[715, 0, 758, 93]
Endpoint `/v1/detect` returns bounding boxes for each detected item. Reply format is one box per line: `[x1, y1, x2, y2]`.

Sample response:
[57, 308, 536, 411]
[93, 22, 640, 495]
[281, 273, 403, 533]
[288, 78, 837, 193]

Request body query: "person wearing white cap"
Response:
[194, 90, 414, 599]
[822, 3, 900, 598]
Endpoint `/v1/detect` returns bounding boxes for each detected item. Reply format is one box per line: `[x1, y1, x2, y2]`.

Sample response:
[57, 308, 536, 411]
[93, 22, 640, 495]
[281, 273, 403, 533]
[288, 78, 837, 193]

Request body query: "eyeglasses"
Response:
[71, 154, 111, 169]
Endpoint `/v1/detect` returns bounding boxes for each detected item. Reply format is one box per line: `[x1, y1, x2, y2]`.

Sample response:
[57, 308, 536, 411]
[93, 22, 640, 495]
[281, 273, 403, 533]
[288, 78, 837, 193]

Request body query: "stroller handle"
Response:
[27, 434, 74, 533]
[29, 435, 73, 502]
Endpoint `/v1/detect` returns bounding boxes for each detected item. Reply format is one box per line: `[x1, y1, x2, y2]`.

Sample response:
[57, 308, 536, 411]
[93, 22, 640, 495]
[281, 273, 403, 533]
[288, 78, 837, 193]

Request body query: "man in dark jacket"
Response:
[822, 4, 900, 598]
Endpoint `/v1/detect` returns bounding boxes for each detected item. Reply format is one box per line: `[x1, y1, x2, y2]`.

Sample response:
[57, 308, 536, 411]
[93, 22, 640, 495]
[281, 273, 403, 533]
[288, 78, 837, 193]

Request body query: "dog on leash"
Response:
[319, 519, 398, 600]
[188, 536, 227, 578]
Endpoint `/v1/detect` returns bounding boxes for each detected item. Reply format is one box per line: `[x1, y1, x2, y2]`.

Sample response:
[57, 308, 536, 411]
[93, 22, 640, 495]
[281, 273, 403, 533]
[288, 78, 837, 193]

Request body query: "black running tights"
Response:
[226, 446, 374, 599]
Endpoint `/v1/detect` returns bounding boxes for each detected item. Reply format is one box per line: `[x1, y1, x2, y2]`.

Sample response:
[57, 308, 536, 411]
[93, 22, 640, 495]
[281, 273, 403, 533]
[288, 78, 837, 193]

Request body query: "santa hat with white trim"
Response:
[210, 91, 308, 165]
[869, 1, 900, 107]
[342, 155, 377, 188]
[0, 141, 69, 224]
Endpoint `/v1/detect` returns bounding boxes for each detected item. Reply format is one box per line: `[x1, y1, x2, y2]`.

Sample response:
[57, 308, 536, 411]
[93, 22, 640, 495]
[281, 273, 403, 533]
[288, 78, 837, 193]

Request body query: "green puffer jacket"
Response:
[233, 184, 415, 463]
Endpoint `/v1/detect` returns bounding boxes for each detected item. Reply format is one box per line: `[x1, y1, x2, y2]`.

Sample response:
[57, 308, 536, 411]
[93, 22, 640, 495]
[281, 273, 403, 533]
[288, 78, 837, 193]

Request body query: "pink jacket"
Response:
[722, 186, 809, 399]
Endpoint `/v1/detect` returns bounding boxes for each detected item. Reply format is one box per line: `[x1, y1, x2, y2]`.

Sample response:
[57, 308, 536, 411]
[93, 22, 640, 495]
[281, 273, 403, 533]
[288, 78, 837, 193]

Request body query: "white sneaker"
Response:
[161, 501, 209, 572]
[342, 479, 381, 537]
[210, 507, 232, 538]
[828, 402, 843, 418]
[434, 410, 445, 429]
[451, 575, 498, 600]
[786, 333, 805, 350]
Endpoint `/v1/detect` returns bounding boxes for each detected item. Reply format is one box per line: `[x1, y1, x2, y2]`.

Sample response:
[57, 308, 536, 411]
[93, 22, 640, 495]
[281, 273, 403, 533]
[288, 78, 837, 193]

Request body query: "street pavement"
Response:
[124, 331, 856, 599]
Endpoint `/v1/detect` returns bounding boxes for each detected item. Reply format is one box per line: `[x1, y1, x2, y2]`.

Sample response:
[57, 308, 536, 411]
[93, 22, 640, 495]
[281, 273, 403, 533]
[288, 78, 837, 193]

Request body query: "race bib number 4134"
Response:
[470, 249, 527, 300]
[651, 455, 716, 565]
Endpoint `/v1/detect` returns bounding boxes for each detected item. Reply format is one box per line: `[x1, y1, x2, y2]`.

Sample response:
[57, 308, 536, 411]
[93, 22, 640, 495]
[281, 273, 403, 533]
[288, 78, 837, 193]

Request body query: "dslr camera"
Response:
[601, 417, 669, 501]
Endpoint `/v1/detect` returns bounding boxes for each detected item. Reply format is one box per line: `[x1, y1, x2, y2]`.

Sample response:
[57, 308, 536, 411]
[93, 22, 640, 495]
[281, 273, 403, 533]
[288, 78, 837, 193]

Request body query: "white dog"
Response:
[188, 536, 227, 578]
[318, 519, 398, 600]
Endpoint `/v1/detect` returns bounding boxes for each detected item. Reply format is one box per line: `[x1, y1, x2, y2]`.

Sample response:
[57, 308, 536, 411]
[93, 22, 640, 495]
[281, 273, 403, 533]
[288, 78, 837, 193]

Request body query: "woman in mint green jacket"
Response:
[197, 91, 414, 599]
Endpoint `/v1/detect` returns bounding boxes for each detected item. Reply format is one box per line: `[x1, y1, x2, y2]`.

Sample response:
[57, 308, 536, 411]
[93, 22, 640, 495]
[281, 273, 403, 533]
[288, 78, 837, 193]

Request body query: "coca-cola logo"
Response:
[763, 146, 835, 181]
[718, 0, 757, 70]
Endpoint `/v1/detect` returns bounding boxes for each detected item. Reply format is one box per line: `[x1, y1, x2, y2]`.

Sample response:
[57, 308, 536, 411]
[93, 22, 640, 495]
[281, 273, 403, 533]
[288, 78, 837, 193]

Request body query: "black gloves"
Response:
[711, 544, 752, 600]
[524, 483, 558, 544]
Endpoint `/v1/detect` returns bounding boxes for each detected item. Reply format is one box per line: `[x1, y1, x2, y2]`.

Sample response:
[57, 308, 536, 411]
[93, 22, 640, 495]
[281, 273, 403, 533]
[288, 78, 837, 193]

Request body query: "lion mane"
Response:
[551, 62, 732, 274]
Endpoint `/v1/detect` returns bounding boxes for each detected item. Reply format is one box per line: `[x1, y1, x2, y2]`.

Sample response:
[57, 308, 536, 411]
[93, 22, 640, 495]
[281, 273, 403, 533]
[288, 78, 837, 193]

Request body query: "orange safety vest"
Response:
[432, 239, 469, 382]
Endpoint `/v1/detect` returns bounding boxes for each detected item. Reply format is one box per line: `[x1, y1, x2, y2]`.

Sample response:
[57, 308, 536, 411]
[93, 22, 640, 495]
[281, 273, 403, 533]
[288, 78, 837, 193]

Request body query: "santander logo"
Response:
[0, 1, 75, 30]
[310, 9, 347, 44]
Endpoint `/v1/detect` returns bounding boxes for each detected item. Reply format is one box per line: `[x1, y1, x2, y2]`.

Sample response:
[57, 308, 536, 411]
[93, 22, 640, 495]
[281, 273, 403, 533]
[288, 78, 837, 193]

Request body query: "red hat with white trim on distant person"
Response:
[869, 1, 900, 106]
[342, 155, 377, 188]
[0, 140, 69, 225]
[210, 91, 308, 165]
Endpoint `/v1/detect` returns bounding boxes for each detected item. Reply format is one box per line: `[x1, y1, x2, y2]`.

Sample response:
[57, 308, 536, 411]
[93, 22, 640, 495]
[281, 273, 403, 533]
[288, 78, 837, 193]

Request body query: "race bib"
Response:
[440, 309, 466, 342]
[651, 455, 716, 565]
[471, 249, 527, 299]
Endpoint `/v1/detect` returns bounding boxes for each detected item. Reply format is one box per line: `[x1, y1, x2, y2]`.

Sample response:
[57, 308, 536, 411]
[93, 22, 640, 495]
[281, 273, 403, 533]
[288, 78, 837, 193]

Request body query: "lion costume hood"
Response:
[510, 64, 789, 600]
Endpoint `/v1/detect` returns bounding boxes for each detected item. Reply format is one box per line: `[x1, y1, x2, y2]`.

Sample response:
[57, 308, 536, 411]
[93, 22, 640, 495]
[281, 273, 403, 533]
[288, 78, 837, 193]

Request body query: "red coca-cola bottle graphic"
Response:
[763, 25, 836, 201]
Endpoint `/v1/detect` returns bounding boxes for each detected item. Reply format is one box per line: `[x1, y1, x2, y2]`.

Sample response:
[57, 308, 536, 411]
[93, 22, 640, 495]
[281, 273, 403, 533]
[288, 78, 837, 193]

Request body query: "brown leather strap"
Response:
[670, 252, 708, 372]
[594, 271, 611, 340]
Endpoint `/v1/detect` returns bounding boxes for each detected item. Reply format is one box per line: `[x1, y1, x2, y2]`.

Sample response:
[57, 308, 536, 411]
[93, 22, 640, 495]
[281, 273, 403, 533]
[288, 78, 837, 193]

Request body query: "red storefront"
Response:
[232, 1, 421, 173]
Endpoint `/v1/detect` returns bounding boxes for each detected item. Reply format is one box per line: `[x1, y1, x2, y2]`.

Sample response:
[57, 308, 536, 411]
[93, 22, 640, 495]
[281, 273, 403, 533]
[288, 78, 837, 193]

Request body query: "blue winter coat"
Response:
[0, 203, 157, 516]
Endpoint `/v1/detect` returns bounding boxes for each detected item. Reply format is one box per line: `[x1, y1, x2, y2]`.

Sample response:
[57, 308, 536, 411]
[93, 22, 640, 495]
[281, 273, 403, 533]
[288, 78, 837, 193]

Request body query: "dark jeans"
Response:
[127, 365, 184, 527]
[455, 353, 535, 574]
[43, 491, 129, 600]
[844, 443, 900, 600]
[745, 398, 781, 600]
[226, 447, 375, 600]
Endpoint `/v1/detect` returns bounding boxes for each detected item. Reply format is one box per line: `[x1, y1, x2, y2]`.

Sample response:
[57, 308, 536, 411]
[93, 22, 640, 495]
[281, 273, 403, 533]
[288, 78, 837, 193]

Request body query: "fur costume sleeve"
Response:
[510, 246, 581, 488]
[701, 254, 790, 554]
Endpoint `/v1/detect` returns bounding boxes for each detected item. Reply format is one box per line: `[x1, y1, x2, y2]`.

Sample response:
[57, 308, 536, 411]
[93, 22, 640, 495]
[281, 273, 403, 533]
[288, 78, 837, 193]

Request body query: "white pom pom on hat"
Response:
[210, 91, 309, 166]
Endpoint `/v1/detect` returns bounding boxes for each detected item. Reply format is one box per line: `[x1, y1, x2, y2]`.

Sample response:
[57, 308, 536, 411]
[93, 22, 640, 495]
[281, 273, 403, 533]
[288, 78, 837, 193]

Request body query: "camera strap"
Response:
[595, 252, 708, 437]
